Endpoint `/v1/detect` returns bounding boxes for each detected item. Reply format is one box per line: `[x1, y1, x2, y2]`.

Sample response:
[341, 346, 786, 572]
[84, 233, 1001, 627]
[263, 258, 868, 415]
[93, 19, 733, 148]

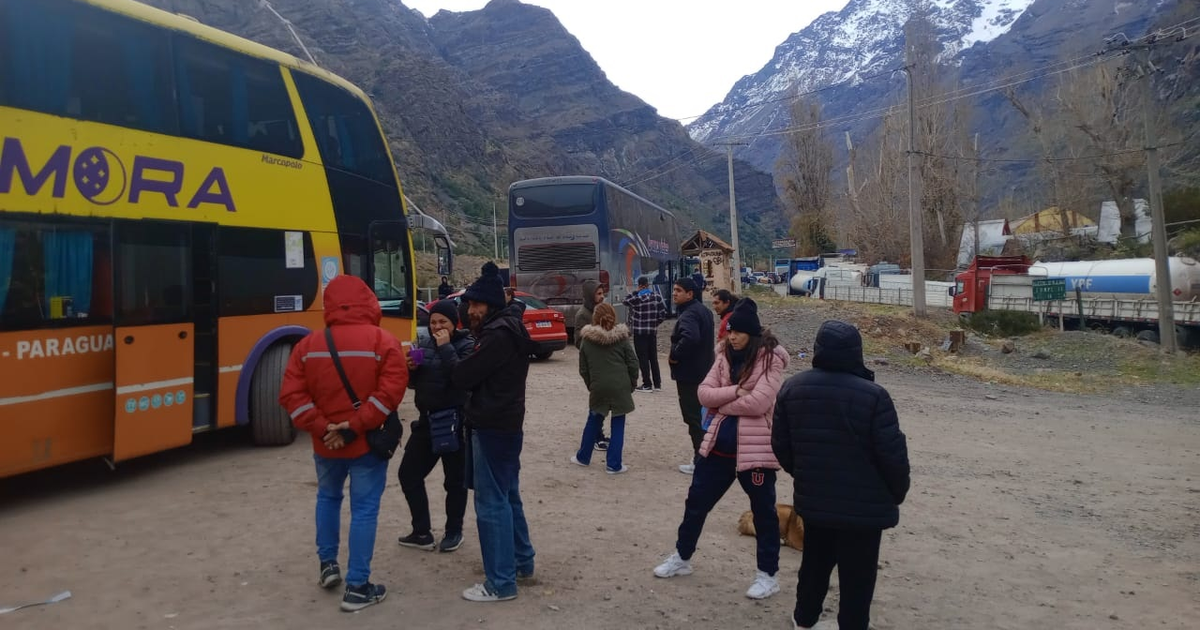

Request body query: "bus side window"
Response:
[0, 0, 176, 135]
[292, 72, 393, 184]
[0, 222, 111, 329]
[217, 227, 317, 317]
[114, 223, 191, 327]
[174, 36, 303, 158]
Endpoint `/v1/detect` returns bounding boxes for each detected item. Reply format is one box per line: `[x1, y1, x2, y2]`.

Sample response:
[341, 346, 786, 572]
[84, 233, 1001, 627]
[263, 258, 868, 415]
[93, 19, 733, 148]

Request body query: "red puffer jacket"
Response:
[279, 275, 408, 459]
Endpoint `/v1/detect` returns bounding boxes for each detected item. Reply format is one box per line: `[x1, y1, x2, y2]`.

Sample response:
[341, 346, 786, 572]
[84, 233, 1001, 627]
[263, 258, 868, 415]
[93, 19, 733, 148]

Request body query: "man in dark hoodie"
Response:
[451, 262, 536, 603]
[397, 299, 475, 554]
[574, 278, 609, 450]
[668, 277, 715, 475]
[771, 320, 910, 630]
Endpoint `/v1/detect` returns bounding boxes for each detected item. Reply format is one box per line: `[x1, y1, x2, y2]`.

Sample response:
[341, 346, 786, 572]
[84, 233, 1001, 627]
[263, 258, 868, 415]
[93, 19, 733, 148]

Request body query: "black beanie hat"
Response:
[429, 299, 460, 327]
[463, 262, 507, 309]
[726, 298, 762, 336]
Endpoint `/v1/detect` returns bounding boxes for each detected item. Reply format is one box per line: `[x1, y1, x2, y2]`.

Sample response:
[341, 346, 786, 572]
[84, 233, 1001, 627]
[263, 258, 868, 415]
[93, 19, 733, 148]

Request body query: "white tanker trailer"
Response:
[1028, 257, 1200, 301]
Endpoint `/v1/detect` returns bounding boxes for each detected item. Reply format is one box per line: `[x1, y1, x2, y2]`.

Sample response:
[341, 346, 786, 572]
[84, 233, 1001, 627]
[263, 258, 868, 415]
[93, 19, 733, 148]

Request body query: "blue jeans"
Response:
[314, 452, 388, 586]
[576, 411, 627, 470]
[472, 430, 535, 597]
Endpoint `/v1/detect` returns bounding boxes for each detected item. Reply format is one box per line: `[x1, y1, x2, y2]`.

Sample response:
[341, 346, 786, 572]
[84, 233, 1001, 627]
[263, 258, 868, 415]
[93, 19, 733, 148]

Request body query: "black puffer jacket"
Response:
[410, 329, 474, 425]
[451, 302, 534, 433]
[771, 320, 910, 530]
[668, 298, 714, 383]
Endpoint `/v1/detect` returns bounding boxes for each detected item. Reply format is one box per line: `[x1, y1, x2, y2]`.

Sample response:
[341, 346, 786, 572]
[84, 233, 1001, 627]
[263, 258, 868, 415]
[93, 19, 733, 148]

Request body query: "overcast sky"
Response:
[404, 0, 848, 121]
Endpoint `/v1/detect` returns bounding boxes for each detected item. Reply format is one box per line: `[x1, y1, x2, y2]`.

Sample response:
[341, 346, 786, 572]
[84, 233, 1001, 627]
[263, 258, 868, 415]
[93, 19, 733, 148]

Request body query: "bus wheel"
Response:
[1135, 330, 1160, 344]
[250, 343, 297, 446]
[1111, 326, 1133, 339]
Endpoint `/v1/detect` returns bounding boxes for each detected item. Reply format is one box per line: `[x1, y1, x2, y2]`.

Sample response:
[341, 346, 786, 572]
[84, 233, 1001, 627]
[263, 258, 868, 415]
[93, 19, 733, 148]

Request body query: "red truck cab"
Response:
[952, 255, 1032, 315]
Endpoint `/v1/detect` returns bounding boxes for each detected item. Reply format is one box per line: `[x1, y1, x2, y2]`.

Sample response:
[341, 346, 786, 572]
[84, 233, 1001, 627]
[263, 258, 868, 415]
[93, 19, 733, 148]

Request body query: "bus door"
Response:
[111, 221, 200, 461]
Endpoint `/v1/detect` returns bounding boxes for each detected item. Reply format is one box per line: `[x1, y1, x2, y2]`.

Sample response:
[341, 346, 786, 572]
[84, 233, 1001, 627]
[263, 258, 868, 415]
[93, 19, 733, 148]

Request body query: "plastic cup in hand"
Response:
[409, 347, 426, 366]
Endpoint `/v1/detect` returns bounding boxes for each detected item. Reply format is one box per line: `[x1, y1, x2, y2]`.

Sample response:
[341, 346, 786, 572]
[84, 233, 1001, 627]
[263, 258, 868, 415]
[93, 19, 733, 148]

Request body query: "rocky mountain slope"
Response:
[688, 0, 1177, 206]
[139, 0, 784, 253]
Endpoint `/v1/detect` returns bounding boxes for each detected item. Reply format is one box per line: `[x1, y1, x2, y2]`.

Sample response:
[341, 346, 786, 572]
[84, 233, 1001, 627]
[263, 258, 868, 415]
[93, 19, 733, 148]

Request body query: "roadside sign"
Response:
[772, 238, 796, 249]
[1033, 278, 1066, 302]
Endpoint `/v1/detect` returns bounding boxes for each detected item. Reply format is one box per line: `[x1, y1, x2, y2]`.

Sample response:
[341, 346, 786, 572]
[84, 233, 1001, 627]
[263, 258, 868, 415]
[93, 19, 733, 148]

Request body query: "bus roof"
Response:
[85, 0, 369, 101]
[508, 175, 678, 221]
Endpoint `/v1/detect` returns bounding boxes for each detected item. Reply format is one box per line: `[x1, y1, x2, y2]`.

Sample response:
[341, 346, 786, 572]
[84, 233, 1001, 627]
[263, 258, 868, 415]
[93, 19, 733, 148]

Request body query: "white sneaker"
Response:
[461, 583, 516, 602]
[678, 463, 695, 475]
[569, 455, 588, 467]
[746, 570, 780, 599]
[653, 551, 693, 578]
[605, 465, 629, 475]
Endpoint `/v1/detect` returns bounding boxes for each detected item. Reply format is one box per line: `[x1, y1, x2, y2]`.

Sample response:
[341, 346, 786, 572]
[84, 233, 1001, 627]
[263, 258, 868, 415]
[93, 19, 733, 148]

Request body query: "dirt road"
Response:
[2, 350, 1196, 629]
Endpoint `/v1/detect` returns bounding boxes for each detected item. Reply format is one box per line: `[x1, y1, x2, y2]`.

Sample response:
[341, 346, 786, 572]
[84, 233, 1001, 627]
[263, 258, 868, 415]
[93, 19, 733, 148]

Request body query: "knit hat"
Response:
[463, 262, 507, 309]
[726, 298, 762, 336]
[429, 299, 460, 327]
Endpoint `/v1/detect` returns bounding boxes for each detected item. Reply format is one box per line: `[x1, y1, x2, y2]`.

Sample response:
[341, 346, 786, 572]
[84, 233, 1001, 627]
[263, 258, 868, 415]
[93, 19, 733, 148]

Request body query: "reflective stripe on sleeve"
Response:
[289, 402, 316, 419]
[367, 396, 390, 415]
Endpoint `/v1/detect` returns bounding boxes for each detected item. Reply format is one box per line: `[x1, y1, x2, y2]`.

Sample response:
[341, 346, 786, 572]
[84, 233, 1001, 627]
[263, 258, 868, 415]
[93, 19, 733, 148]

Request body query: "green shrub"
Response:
[966, 310, 1042, 337]
[1173, 228, 1200, 259]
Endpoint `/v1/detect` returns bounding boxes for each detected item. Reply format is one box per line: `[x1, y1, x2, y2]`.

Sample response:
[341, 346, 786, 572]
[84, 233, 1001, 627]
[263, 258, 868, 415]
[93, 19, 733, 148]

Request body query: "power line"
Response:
[912, 141, 1185, 163]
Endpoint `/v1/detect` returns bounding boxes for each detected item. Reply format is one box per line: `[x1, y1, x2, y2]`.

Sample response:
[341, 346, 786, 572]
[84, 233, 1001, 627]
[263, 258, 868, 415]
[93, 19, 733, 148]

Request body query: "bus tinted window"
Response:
[115, 223, 191, 326]
[217, 227, 317, 316]
[510, 184, 597, 218]
[174, 37, 303, 158]
[0, 221, 112, 330]
[0, 0, 176, 135]
[292, 72, 394, 184]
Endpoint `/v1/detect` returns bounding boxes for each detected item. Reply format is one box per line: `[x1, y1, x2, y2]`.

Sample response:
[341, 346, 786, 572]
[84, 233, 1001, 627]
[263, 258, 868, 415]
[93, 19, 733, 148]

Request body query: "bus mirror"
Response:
[435, 236, 453, 275]
[948, 286, 956, 297]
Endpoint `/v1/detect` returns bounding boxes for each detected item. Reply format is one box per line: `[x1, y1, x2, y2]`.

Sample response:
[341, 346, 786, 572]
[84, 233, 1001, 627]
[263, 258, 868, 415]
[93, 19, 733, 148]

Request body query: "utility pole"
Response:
[972, 133, 981, 261]
[902, 64, 926, 317]
[716, 141, 748, 288]
[492, 199, 499, 261]
[1138, 45, 1177, 353]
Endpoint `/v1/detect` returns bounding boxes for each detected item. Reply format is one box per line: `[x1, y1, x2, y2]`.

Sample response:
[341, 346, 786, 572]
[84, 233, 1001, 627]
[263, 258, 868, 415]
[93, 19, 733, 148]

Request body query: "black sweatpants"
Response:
[675, 380, 704, 456]
[397, 422, 468, 536]
[633, 332, 661, 389]
[675, 454, 779, 575]
[793, 525, 883, 630]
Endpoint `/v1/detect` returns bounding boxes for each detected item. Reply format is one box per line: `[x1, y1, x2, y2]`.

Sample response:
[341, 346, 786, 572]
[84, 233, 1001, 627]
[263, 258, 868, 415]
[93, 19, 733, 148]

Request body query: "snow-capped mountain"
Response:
[686, 0, 1160, 175]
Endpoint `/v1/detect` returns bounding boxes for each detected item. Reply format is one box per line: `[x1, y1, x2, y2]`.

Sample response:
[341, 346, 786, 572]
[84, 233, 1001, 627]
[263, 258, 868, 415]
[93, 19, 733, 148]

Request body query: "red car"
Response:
[430, 290, 568, 360]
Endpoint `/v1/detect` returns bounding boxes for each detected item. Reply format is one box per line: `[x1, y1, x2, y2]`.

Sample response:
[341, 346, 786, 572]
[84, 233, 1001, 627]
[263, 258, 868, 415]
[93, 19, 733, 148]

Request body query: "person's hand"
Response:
[736, 387, 750, 397]
[433, 329, 451, 346]
[326, 421, 350, 433]
[323, 430, 345, 450]
[406, 355, 417, 371]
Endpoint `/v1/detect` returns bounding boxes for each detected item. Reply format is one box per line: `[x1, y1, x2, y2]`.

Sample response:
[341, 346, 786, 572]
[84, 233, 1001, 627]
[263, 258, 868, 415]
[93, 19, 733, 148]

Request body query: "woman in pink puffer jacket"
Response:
[653, 298, 789, 601]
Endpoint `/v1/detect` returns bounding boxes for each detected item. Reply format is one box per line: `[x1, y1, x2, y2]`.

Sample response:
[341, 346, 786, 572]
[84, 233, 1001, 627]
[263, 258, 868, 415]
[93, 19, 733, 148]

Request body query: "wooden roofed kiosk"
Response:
[681, 230, 734, 294]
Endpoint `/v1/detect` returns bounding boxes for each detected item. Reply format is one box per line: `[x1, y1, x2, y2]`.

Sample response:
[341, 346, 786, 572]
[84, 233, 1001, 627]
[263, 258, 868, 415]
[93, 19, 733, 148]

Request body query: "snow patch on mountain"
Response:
[962, 0, 1034, 48]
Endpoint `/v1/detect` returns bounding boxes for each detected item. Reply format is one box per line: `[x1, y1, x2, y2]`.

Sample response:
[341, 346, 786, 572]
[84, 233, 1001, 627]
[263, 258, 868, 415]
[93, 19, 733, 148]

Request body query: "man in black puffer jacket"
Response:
[771, 320, 910, 630]
[668, 277, 714, 474]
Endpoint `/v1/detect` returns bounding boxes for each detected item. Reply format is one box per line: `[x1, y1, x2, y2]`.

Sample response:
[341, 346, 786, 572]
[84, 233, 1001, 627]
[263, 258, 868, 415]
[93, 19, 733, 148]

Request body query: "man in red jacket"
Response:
[279, 274, 408, 612]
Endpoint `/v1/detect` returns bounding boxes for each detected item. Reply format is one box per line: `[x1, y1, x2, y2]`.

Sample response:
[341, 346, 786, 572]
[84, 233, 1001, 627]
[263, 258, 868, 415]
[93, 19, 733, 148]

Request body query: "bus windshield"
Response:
[510, 184, 596, 218]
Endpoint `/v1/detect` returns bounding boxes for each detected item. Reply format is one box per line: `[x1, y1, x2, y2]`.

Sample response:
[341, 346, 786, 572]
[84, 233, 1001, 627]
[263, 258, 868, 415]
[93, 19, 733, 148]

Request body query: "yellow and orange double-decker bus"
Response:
[0, 0, 439, 477]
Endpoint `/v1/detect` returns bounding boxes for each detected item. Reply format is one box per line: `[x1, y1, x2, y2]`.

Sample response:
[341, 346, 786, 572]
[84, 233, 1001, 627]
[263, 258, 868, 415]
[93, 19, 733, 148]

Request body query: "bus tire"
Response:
[250, 342, 297, 447]
[1135, 330, 1160, 344]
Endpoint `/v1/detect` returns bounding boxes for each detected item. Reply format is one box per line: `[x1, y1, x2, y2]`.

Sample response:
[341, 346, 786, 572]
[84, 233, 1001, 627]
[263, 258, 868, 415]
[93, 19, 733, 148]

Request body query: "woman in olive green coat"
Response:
[571, 303, 638, 474]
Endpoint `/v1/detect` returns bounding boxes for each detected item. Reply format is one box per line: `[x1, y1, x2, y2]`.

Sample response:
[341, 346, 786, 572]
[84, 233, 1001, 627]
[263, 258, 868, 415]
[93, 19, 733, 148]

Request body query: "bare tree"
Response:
[841, 111, 911, 265]
[775, 96, 836, 256]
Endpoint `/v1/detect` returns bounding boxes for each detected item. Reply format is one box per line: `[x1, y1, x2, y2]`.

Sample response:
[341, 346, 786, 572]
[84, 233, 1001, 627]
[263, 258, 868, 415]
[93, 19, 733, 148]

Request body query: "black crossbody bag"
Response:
[324, 328, 403, 460]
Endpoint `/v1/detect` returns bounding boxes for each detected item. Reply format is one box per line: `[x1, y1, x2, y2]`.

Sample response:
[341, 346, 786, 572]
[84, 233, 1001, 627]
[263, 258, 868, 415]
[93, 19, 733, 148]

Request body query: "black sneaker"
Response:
[439, 532, 464, 553]
[340, 582, 386, 612]
[319, 560, 342, 589]
[398, 531, 436, 550]
[595, 436, 610, 451]
[517, 568, 535, 581]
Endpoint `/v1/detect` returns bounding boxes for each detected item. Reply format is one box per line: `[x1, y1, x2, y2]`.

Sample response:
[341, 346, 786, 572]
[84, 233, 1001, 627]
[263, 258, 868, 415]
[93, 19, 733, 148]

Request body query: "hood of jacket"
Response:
[581, 279, 600, 311]
[323, 275, 381, 327]
[812, 320, 874, 381]
[580, 323, 630, 345]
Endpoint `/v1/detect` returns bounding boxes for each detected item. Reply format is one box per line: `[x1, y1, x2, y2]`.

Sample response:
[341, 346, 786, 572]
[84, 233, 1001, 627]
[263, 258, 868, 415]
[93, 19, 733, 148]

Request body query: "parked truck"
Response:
[951, 255, 1200, 346]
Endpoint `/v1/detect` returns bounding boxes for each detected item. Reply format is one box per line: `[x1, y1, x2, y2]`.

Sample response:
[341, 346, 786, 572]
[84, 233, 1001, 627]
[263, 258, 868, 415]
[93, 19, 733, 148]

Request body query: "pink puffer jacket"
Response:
[697, 344, 789, 471]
